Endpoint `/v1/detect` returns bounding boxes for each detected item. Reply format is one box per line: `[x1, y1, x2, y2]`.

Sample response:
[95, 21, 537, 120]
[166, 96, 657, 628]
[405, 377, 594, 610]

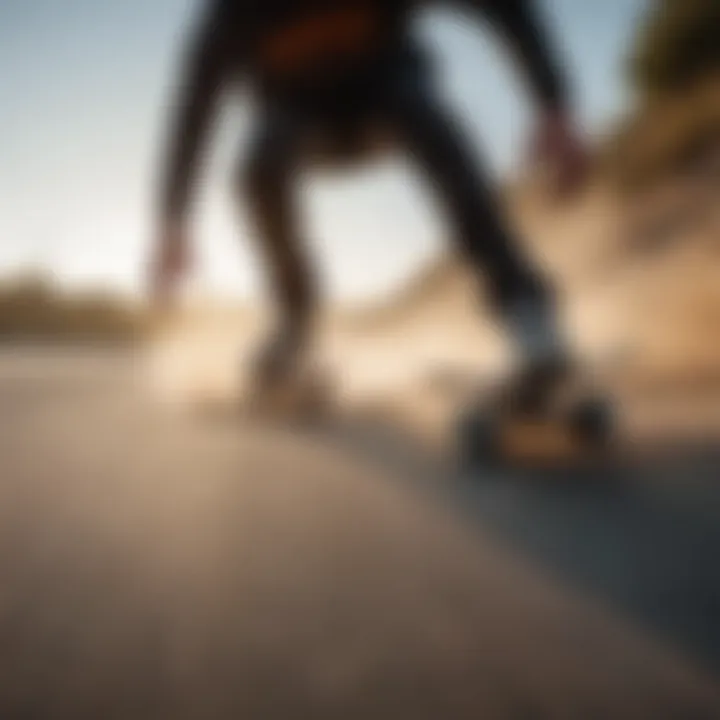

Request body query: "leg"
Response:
[383, 69, 567, 379]
[237, 105, 318, 384]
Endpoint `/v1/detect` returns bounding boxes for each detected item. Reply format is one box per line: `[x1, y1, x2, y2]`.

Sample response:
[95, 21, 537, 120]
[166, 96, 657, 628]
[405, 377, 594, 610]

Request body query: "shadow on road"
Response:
[255, 409, 720, 678]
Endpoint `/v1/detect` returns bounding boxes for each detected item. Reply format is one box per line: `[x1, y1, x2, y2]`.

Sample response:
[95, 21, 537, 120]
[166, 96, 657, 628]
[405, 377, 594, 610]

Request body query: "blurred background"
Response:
[0, 0, 716, 296]
[0, 0, 718, 411]
[0, 1, 719, 718]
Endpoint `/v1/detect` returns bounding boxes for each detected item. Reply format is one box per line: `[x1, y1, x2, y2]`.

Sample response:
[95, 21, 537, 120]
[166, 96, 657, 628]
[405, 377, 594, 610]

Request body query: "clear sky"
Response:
[0, 0, 648, 301]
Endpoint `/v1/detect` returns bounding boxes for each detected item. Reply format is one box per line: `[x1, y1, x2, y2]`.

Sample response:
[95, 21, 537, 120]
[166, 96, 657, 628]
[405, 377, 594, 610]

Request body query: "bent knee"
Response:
[238, 115, 303, 200]
[238, 148, 292, 201]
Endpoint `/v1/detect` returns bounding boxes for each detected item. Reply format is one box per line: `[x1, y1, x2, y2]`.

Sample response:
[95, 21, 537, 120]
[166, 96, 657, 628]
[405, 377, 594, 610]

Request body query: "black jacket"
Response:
[160, 0, 568, 220]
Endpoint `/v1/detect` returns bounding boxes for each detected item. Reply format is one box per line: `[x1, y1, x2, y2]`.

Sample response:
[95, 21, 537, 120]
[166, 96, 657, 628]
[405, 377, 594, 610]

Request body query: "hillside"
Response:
[334, 167, 719, 400]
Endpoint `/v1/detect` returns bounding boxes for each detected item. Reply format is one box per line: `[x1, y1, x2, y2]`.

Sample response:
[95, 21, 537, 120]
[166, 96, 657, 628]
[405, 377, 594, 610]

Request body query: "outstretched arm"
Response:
[457, 0, 569, 111]
[457, 0, 588, 196]
[159, 0, 236, 224]
[151, 1, 240, 305]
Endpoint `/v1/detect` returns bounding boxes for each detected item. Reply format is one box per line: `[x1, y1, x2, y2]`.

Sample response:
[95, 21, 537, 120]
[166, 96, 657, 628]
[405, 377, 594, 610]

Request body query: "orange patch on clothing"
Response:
[260, 5, 382, 73]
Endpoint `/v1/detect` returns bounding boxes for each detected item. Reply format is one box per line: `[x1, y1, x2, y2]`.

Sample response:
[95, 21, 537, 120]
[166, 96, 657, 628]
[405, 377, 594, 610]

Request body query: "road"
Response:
[0, 347, 718, 719]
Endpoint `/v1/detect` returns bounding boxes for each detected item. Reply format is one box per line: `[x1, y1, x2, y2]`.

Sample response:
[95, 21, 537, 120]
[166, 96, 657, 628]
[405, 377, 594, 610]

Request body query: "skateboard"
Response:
[455, 359, 615, 469]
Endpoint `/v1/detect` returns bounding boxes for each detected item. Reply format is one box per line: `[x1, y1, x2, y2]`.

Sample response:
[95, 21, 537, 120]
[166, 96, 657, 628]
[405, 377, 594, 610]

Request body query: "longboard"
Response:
[454, 357, 619, 471]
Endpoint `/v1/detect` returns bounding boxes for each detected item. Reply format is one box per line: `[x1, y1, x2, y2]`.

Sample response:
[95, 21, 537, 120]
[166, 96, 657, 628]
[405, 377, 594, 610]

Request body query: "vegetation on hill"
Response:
[629, 0, 720, 97]
[603, 78, 720, 190]
[0, 275, 148, 343]
[603, 0, 720, 190]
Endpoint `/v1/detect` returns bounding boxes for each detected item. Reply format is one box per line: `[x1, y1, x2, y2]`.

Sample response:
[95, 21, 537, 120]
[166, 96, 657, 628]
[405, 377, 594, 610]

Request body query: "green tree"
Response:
[630, 0, 720, 96]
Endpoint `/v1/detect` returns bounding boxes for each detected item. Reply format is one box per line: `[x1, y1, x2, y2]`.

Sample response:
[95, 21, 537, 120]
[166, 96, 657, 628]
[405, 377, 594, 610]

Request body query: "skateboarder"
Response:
[150, 0, 589, 401]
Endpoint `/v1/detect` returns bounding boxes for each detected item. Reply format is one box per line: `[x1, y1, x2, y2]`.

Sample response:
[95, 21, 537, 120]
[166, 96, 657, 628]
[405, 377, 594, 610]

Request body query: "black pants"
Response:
[237, 62, 549, 336]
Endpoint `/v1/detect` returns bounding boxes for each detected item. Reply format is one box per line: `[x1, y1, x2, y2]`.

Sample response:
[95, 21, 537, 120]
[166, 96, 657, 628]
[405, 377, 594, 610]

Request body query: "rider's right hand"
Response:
[148, 220, 192, 310]
[530, 108, 591, 200]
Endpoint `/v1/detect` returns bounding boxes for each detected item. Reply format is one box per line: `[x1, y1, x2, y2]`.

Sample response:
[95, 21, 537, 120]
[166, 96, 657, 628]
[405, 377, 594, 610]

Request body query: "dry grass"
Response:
[602, 75, 720, 193]
[0, 275, 147, 344]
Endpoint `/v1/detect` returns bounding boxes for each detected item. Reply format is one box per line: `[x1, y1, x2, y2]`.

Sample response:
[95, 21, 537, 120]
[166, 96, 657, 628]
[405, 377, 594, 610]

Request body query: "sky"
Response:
[0, 0, 648, 302]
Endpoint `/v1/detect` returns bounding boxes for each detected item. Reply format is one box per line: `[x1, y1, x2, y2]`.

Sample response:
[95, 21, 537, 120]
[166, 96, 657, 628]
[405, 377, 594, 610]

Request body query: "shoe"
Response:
[251, 325, 307, 390]
[503, 292, 568, 372]
[502, 292, 572, 413]
[246, 327, 331, 422]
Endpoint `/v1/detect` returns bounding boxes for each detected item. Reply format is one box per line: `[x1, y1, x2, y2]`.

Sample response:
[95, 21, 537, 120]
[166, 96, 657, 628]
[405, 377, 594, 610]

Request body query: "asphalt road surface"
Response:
[0, 347, 718, 719]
